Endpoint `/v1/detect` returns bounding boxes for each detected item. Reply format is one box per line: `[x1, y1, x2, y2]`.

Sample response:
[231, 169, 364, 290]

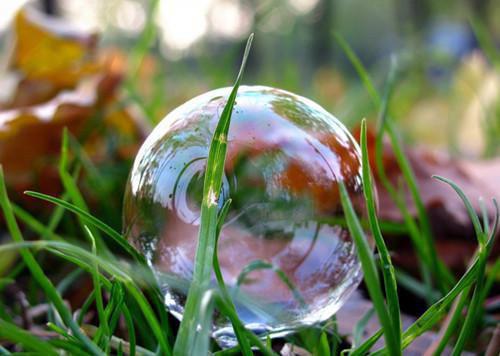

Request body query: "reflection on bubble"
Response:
[123, 86, 370, 346]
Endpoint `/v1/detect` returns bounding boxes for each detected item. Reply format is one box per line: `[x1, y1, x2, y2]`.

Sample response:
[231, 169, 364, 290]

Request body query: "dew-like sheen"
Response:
[123, 86, 370, 346]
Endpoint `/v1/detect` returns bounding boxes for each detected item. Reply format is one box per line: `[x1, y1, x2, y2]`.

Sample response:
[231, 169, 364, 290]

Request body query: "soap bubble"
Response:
[123, 86, 370, 346]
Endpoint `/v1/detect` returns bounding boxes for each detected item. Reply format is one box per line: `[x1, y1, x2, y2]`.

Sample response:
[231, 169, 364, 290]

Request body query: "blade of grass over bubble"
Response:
[212, 199, 253, 356]
[360, 119, 401, 345]
[236, 260, 306, 308]
[338, 181, 400, 356]
[173, 33, 254, 355]
[192, 289, 216, 355]
[214, 294, 275, 356]
[0, 167, 103, 356]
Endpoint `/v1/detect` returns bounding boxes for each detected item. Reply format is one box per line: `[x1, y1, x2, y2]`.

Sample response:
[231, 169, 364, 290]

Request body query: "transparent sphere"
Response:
[123, 86, 369, 345]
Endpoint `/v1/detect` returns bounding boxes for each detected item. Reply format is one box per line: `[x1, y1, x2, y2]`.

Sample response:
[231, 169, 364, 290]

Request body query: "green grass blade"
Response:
[0, 345, 11, 355]
[0, 167, 102, 355]
[173, 33, 254, 355]
[433, 176, 485, 243]
[47, 268, 85, 326]
[236, 259, 306, 308]
[451, 200, 498, 355]
[360, 119, 401, 345]
[0, 319, 57, 355]
[335, 33, 453, 294]
[376, 64, 452, 294]
[333, 33, 380, 106]
[431, 286, 471, 355]
[213, 199, 253, 355]
[59, 129, 107, 253]
[24, 191, 144, 263]
[129, 0, 160, 82]
[330, 317, 341, 356]
[482, 258, 500, 304]
[78, 289, 97, 325]
[83, 226, 111, 348]
[350, 329, 383, 356]
[372, 224, 498, 354]
[47, 321, 76, 340]
[469, 16, 500, 68]
[317, 332, 331, 356]
[394, 269, 440, 302]
[338, 182, 400, 356]
[214, 295, 275, 356]
[121, 303, 137, 356]
[12, 204, 64, 241]
[192, 289, 217, 355]
[49, 339, 90, 356]
[352, 307, 375, 348]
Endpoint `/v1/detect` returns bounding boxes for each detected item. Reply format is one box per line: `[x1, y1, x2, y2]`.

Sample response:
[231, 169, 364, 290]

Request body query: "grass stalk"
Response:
[360, 119, 402, 346]
[173, 33, 254, 355]
[339, 182, 400, 356]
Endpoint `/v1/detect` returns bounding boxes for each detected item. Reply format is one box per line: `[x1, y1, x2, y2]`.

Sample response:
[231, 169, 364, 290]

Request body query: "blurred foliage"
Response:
[1, 1, 499, 158]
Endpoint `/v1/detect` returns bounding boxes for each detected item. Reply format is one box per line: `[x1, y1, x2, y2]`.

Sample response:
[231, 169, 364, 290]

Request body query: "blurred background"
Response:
[1, 0, 499, 157]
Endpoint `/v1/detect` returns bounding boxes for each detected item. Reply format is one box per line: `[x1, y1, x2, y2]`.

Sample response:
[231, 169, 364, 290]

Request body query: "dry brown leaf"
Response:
[10, 9, 99, 90]
[0, 7, 149, 210]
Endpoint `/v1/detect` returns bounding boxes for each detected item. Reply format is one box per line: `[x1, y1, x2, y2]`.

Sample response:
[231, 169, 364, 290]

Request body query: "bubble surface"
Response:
[123, 86, 370, 345]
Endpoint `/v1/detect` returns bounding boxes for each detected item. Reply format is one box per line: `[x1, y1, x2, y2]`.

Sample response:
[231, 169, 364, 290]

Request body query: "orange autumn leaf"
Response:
[0, 7, 149, 212]
[10, 8, 99, 88]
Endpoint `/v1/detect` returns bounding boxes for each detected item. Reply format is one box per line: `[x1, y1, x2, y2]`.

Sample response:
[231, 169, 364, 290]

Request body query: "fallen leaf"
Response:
[0, 7, 149, 213]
